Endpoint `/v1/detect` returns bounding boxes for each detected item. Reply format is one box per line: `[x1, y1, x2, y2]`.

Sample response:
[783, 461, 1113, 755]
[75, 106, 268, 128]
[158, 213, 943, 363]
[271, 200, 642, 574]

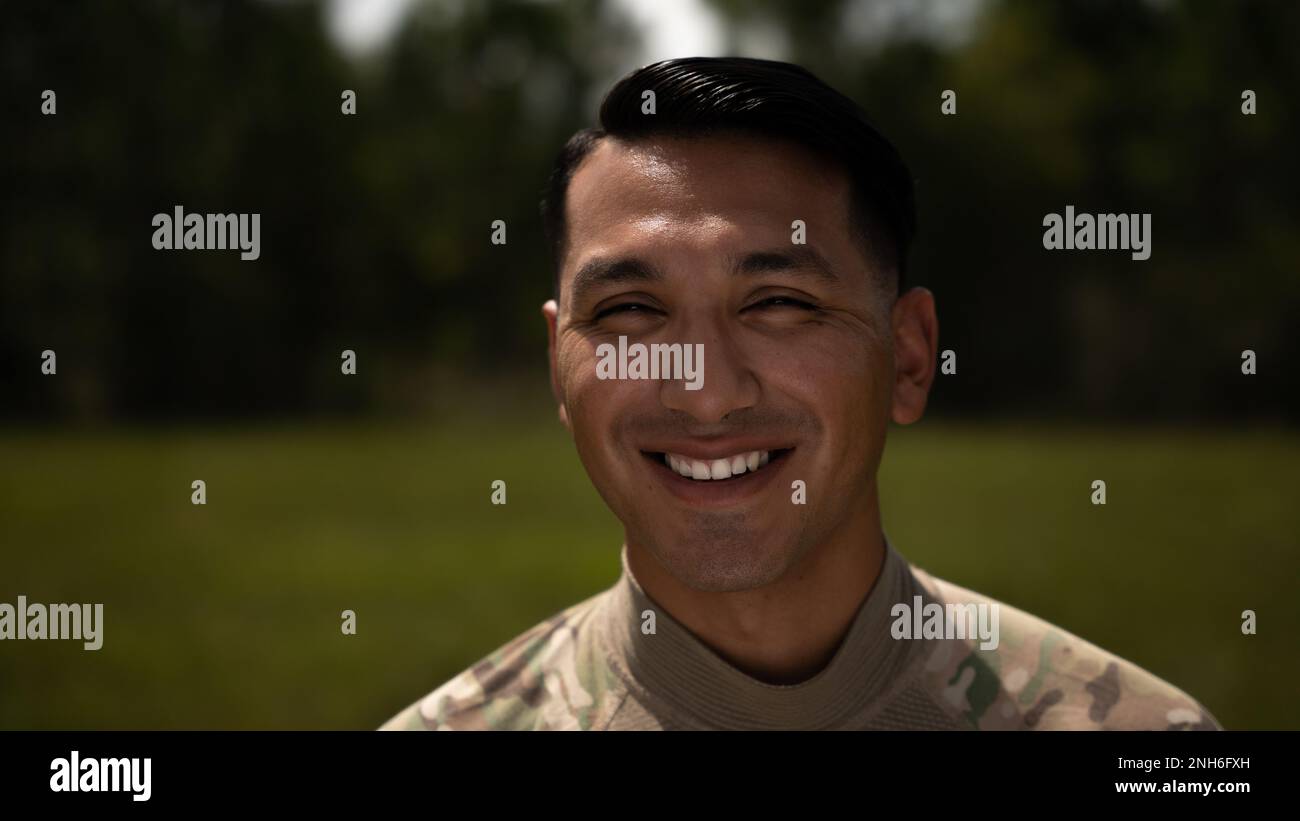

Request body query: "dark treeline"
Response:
[2, 0, 1295, 423]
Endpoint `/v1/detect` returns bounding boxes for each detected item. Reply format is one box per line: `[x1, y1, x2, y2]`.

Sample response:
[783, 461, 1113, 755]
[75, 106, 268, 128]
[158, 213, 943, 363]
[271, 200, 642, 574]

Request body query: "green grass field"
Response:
[1, 414, 1295, 729]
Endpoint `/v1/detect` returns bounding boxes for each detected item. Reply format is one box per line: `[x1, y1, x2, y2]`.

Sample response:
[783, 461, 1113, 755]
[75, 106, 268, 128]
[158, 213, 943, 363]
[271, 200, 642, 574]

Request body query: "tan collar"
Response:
[595, 536, 924, 729]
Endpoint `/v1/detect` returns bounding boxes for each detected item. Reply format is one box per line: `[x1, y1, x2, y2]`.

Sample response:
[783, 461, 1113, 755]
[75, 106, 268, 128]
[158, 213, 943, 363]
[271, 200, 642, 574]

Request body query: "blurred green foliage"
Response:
[2, 0, 1296, 421]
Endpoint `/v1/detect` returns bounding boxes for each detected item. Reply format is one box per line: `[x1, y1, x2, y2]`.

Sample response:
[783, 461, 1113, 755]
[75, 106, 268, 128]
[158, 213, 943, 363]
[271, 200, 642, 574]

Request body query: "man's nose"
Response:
[658, 318, 760, 425]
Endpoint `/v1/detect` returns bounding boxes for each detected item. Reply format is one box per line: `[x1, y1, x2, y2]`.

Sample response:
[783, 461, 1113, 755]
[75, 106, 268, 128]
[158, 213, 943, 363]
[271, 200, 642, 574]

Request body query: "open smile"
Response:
[659, 448, 790, 480]
[639, 447, 795, 507]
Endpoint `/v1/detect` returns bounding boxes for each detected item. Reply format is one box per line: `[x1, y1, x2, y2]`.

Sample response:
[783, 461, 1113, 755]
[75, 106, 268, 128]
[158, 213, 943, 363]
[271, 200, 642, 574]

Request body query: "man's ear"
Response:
[542, 299, 571, 431]
[890, 286, 939, 425]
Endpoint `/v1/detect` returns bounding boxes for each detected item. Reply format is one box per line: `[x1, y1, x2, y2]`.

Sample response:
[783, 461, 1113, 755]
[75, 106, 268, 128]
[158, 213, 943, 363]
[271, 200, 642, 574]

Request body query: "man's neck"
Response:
[624, 496, 886, 685]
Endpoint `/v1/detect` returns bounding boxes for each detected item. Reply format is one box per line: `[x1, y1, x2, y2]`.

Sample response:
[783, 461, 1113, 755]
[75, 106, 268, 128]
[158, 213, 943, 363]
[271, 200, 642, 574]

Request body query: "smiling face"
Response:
[544, 132, 910, 593]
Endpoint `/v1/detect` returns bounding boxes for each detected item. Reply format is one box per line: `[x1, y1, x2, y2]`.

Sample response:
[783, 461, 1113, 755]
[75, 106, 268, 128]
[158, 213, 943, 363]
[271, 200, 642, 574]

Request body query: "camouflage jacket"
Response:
[382, 541, 1221, 730]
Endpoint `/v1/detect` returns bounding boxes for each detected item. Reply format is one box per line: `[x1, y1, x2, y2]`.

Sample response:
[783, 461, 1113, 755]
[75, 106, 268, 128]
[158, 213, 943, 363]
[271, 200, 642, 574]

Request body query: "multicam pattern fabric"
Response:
[382, 544, 1220, 731]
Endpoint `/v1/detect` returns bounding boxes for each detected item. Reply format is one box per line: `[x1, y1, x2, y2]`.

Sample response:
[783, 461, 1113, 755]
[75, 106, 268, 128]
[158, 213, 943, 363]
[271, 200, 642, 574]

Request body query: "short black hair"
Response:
[540, 56, 917, 299]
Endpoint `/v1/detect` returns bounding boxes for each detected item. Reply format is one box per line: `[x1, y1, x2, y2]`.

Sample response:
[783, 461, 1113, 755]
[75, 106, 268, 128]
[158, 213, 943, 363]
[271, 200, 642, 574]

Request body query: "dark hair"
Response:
[540, 56, 917, 298]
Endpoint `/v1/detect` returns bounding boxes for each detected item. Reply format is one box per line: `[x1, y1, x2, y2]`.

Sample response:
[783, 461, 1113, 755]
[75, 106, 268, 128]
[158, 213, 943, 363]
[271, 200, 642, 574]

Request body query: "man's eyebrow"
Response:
[569, 256, 664, 303]
[733, 247, 840, 283]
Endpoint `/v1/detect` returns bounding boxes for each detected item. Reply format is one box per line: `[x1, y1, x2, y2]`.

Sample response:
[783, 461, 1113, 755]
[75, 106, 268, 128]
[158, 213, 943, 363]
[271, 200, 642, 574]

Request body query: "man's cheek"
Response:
[556, 343, 590, 395]
[563, 381, 633, 477]
[558, 352, 611, 429]
[782, 336, 870, 389]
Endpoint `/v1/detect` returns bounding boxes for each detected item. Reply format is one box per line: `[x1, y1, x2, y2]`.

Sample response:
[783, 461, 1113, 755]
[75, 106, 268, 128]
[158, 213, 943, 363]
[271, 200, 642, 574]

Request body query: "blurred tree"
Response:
[1, 0, 636, 421]
[1, 0, 1295, 423]
[706, 0, 1300, 421]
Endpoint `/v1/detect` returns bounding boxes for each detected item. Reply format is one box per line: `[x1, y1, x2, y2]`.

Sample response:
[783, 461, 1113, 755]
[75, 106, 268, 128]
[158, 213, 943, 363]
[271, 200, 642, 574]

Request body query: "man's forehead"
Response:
[563, 133, 853, 263]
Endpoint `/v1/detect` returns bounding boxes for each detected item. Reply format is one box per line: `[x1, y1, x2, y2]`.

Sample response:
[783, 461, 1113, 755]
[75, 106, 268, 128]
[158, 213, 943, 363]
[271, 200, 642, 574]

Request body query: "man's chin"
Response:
[639, 521, 802, 593]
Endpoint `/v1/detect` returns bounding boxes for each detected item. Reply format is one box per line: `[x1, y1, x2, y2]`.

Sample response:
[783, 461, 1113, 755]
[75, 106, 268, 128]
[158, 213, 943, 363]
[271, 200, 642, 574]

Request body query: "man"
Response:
[382, 57, 1220, 731]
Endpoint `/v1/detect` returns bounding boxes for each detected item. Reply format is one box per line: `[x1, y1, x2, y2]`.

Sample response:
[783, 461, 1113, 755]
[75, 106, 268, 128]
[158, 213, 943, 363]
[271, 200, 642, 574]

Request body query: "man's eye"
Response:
[594, 303, 658, 320]
[749, 296, 817, 311]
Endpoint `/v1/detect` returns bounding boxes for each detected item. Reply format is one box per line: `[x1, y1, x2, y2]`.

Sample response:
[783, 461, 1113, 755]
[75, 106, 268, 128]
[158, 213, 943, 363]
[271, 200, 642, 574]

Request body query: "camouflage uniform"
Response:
[382, 539, 1221, 730]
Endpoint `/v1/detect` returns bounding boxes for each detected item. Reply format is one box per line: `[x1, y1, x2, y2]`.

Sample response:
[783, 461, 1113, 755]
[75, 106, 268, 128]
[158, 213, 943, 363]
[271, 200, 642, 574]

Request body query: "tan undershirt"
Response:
[592, 537, 954, 730]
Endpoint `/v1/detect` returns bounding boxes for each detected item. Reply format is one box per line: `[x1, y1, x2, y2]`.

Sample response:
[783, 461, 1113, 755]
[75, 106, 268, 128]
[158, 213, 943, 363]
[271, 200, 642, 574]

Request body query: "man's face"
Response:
[545, 133, 902, 593]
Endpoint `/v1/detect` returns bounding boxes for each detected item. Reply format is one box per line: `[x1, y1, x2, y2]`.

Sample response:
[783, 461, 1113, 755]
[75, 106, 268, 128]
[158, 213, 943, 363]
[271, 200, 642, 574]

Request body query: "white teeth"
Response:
[671, 455, 691, 478]
[664, 449, 775, 481]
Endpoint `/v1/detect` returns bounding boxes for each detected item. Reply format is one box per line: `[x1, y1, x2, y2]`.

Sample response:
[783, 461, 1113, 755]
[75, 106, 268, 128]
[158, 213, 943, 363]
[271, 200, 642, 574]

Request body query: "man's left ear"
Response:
[889, 286, 939, 425]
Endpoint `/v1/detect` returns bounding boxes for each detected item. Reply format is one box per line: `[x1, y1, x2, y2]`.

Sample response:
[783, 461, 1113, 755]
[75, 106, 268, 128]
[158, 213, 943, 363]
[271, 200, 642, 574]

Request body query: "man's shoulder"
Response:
[380, 588, 627, 731]
[906, 565, 1222, 730]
